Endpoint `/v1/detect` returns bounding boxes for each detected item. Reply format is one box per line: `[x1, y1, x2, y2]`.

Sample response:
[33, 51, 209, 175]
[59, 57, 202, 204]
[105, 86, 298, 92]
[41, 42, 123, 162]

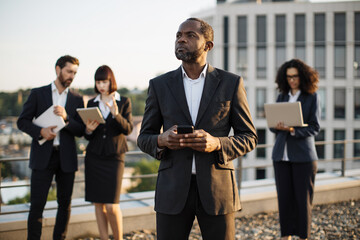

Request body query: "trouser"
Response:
[274, 161, 317, 239]
[27, 147, 75, 240]
[156, 175, 235, 240]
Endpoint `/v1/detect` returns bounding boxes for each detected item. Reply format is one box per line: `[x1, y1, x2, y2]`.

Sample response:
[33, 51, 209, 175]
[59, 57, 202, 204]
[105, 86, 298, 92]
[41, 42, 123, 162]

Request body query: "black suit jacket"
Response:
[17, 84, 85, 172]
[137, 65, 258, 215]
[270, 92, 320, 162]
[84, 96, 133, 160]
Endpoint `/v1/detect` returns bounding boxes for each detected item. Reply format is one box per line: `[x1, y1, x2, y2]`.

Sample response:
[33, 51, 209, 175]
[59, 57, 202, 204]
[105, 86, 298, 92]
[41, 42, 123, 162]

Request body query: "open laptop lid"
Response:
[264, 102, 308, 128]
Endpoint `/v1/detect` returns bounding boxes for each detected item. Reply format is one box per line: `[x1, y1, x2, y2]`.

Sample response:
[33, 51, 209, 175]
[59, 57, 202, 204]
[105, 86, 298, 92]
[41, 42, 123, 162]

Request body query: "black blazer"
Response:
[270, 92, 320, 162]
[17, 84, 85, 172]
[137, 65, 258, 215]
[84, 96, 133, 160]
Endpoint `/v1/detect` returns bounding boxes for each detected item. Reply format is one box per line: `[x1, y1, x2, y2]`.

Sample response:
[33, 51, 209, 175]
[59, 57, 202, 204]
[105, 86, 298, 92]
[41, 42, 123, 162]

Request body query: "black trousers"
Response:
[273, 161, 317, 239]
[156, 175, 235, 240]
[27, 147, 75, 240]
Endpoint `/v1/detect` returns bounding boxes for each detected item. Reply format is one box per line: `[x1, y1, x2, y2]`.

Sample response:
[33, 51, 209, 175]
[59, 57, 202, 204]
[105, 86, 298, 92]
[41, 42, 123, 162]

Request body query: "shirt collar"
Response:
[94, 91, 121, 102]
[181, 63, 208, 80]
[51, 81, 69, 94]
[288, 90, 301, 98]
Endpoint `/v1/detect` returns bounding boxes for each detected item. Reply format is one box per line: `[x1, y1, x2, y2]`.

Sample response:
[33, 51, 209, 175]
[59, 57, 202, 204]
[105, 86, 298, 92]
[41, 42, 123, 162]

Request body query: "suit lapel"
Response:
[195, 65, 220, 127]
[43, 84, 53, 108]
[166, 67, 192, 124]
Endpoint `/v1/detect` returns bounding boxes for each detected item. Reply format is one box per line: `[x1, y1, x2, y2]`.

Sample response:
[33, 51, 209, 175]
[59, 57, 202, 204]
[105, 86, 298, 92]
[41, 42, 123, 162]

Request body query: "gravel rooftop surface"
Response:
[79, 199, 360, 240]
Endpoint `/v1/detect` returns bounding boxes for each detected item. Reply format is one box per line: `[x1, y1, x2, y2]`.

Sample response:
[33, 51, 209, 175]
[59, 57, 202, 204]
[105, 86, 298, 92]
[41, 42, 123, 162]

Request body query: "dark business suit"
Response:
[84, 96, 133, 203]
[17, 84, 84, 240]
[137, 65, 257, 239]
[270, 92, 320, 239]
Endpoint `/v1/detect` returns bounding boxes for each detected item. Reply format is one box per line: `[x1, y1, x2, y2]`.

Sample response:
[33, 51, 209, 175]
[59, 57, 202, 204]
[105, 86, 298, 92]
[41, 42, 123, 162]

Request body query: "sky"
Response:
[0, 0, 216, 92]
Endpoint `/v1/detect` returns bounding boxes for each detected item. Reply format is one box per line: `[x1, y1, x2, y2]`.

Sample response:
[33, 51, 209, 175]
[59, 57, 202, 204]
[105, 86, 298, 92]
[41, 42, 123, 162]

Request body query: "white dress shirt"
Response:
[182, 64, 208, 174]
[94, 91, 121, 119]
[282, 90, 301, 161]
[51, 82, 69, 146]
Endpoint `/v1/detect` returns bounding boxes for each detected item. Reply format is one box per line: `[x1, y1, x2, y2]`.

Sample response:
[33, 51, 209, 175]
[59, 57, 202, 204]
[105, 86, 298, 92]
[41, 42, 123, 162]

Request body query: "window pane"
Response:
[315, 129, 325, 159]
[237, 47, 248, 78]
[256, 88, 266, 118]
[334, 13, 346, 42]
[355, 46, 360, 78]
[257, 47, 267, 78]
[355, 88, 360, 119]
[318, 88, 326, 120]
[223, 16, 229, 71]
[276, 15, 286, 43]
[315, 13, 325, 42]
[237, 16, 247, 44]
[256, 168, 266, 180]
[334, 89, 346, 119]
[354, 130, 360, 157]
[315, 46, 326, 78]
[276, 47, 286, 71]
[257, 16, 266, 44]
[334, 130, 345, 158]
[334, 46, 346, 78]
[256, 129, 266, 158]
[295, 14, 306, 43]
[295, 46, 306, 62]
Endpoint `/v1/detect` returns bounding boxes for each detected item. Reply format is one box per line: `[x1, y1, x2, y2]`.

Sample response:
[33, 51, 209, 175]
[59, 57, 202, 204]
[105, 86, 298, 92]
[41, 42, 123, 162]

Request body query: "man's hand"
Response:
[179, 129, 221, 152]
[40, 126, 57, 140]
[157, 125, 183, 150]
[53, 105, 67, 121]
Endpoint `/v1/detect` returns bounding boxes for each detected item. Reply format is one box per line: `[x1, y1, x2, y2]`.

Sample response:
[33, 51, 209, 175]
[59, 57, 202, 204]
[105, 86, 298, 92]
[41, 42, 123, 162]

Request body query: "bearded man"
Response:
[17, 55, 85, 240]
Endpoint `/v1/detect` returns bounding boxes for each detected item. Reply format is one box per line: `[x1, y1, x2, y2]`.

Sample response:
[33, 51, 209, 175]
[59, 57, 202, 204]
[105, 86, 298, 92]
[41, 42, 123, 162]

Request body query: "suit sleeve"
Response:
[110, 98, 134, 135]
[218, 77, 258, 164]
[293, 93, 320, 138]
[17, 88, 42, 140]
[137, 80, 165, 159]
[62, 95, 85, 137]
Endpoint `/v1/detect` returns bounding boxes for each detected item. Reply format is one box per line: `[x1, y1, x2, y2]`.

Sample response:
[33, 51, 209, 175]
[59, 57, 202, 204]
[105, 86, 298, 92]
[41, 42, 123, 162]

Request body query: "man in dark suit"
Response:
[17, 55, 85, 240]
[137, 18, 258, 240]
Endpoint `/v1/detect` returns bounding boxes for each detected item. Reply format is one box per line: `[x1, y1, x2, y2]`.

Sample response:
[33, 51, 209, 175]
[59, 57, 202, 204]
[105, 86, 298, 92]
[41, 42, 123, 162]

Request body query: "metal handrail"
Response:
[1, 139, 360, 215]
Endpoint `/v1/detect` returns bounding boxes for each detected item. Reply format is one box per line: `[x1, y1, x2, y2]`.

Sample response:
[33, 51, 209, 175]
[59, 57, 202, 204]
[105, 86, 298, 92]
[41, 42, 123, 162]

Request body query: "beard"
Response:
[175, 45, 205, 63]
[58, 71, 73, 88]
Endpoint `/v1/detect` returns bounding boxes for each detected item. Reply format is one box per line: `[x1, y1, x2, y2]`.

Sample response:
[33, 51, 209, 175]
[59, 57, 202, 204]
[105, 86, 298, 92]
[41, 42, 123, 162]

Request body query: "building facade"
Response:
[194, 0, 360, 180]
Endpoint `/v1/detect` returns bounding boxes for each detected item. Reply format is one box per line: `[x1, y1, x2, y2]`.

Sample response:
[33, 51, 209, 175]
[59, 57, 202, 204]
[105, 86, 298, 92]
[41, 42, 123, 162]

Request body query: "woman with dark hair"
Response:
[270, 59, 320, 240]
[84, 65, 133, 240]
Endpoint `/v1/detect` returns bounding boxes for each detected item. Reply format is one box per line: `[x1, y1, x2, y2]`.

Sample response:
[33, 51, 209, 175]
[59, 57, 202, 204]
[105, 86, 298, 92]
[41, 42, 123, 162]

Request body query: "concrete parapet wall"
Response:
[1, 171, 359, 240]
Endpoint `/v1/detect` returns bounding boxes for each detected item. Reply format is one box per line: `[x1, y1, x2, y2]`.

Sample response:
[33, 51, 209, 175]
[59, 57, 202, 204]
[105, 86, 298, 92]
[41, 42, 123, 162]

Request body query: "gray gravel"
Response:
[79, 199, 360, 239]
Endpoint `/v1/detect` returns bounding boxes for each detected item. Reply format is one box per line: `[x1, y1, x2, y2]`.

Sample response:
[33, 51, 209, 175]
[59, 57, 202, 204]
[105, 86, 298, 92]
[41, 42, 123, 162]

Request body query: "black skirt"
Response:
[85, 153, 125, 203]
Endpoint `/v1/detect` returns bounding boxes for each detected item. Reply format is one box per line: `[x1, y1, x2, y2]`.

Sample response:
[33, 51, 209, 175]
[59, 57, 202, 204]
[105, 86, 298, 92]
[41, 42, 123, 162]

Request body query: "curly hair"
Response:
[275, 59, 319, 94]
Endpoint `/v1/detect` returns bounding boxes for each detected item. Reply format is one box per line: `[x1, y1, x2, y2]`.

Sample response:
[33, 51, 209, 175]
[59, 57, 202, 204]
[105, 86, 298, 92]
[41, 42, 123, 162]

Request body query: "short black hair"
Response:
[94, 65, 117, 94]
[186, 18, 214, 42]
[55, 55, 79, 69]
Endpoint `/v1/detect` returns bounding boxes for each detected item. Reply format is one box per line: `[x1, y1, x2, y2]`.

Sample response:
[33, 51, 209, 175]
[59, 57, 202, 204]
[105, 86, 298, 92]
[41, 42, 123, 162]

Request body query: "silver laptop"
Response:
[264, 102, 308, 128]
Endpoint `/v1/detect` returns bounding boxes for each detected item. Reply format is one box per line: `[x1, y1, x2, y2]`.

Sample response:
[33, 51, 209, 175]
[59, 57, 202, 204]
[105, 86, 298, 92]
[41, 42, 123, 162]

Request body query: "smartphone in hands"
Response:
[177, 125, 194, 134]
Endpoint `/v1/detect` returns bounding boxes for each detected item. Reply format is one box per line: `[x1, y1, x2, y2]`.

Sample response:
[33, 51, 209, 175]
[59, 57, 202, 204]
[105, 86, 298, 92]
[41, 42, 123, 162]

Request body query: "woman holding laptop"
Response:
[84, 65, 133, 240]
[270, 59, 320, 240]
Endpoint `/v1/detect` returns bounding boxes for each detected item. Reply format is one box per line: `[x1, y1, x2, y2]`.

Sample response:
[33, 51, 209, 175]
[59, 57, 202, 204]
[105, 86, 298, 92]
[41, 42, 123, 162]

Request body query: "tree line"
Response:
[0, 87, 148, 118]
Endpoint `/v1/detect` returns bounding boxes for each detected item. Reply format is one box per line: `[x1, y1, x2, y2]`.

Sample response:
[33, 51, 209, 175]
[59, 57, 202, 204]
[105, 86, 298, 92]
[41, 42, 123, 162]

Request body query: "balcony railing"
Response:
[1, 139, 360, 215]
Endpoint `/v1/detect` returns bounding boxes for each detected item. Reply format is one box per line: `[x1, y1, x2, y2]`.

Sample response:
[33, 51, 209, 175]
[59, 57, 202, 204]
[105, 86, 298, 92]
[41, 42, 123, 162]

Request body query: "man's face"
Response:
[57, 62, 79, 88]
[175, 20, 207, 63]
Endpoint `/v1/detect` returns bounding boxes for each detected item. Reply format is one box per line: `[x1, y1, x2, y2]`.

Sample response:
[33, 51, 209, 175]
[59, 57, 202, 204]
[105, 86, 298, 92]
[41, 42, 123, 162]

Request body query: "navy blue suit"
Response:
[271, 92, 320, 162]
[270, 92, 320, 239]
[17, 84, 85, 240]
